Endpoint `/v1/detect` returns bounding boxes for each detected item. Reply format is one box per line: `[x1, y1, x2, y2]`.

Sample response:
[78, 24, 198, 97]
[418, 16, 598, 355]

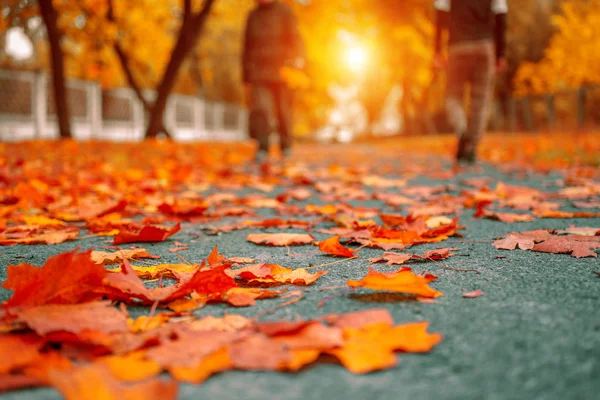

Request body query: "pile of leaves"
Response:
[0, 248, 442, 398]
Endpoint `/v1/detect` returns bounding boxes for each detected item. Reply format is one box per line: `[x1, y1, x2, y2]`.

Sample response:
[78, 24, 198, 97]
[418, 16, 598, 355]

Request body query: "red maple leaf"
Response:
[113, 223, 181, 245]
[2, 250, 106, 308]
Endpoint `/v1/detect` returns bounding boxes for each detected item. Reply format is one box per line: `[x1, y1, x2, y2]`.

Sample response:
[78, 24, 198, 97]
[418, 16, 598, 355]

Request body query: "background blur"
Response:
[1, 0, 599, 142]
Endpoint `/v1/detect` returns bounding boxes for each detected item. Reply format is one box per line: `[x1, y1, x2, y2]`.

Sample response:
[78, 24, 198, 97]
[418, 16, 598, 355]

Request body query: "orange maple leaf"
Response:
[347, 267, 443, 298]
[2, 250, 106, 308]
[318, 236, 357, 258]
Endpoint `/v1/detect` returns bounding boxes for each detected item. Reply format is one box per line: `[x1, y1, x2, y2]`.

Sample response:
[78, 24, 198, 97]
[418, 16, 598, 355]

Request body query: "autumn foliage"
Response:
[1, 138, 599, 397]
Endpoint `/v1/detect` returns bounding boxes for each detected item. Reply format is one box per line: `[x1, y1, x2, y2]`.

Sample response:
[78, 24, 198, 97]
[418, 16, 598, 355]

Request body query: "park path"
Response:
[1, 137, 599, 400]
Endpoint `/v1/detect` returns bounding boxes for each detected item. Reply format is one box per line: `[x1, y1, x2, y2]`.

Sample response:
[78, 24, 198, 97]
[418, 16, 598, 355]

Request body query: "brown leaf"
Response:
[493, 230, 552, 250]
[368, 252, 412, 265]
[532, 235, 600, 258]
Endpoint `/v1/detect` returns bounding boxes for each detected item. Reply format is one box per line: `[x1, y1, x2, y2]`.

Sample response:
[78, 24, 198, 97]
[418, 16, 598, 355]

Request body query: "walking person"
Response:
[434, 0, 508, 164]
[243, 0, 305, 164]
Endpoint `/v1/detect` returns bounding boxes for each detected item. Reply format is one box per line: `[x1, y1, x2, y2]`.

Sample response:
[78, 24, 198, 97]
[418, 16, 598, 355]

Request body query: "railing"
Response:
[490, 86, 600, 133]
[0, 69, 248, 142]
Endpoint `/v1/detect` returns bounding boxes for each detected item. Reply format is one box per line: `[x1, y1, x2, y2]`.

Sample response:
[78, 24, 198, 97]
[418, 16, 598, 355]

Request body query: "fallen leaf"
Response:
[247, 233, 314, 247]
[330, 321, 442, 374]
[0, 334, 43, 374]
[47, 364, 178, 400]
[480, 211, 535, 223]
[169, 346, 231, 383]
[97, 352, 162, 382]
[368, 252, 412, 265]
[462, 290, 484, 298]
[493, 230, 552, 251]
[228, 334, 291, 370]
[228, 263, 327, 285]
[327, 309, 394, 330]
[2, 250, 106, 307]
[91, 249, 159, 265]
[348, 268, 443, 298]
[113, 223, 181, 245]
[557, 226, 600, 236]
[0, 227, 79, 246]
[16, 301, 129, 335]
[532, 235, 600, 258]
[318, 236, 357, 258]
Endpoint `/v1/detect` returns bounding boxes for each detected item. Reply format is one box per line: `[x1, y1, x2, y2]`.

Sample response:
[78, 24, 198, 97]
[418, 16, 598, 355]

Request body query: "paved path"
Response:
[1, 139, 599, 400]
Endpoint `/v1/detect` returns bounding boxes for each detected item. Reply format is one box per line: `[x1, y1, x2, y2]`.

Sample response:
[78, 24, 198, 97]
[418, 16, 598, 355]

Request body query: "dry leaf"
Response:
[247, 233, 314, 246]
[318, 236, 357, 258]
[348, 267, 443, 298]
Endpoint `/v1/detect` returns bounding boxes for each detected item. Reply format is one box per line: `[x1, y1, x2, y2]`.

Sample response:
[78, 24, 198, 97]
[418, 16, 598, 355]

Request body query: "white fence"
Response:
[0, 69, 248, 142]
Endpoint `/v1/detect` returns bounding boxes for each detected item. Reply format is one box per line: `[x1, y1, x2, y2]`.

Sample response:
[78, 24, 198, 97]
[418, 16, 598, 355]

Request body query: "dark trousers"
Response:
[446, 40, 495, 151]
[249, 83, 293, 153]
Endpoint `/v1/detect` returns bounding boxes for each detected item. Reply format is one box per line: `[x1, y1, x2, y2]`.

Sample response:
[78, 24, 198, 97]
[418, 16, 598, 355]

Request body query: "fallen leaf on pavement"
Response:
[462, 290, 484, 298]
[16, 301, 129, 335]
[368, 252, 412, 265]
[348, 267, 443, 298]
[91, 249, 160, 265]
[247, 233, 314, 247]
[318, 236, 357, 258]
[2, 250, 106, 307]
[113, 223, 181, 245]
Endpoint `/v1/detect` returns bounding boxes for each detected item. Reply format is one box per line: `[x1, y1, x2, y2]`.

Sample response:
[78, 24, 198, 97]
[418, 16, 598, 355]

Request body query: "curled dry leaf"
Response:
[0, 226, 79, 246]
[246, 233, 314, 247]
[91, 248, 160, 265]
[227, 263, 327, 285]
[368, 252, 412, 266]
[318, 236, 357, 258]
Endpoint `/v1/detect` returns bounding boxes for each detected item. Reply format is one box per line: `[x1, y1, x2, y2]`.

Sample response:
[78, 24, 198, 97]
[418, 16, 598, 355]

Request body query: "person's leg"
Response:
[465, 42, 495, 162]
[249, 84, 277, 161]
[445, 49, 469, 161]
[275, 84, 294, 158]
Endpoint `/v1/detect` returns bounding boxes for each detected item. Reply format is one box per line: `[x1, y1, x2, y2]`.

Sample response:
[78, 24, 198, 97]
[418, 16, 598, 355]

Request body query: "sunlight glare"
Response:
[345, 46, 368, 72]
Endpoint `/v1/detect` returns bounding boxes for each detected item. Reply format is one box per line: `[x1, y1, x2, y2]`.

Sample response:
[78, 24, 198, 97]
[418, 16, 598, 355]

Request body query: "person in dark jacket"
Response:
[434, 0, 508, 164]
[243, 0, 305, 163]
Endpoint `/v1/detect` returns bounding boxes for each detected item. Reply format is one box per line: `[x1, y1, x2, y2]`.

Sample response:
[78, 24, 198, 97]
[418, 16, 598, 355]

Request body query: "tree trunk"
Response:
[145, 0, 216, 138]
[106, 0, 172, 137]
[38, 0, 71, 138]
